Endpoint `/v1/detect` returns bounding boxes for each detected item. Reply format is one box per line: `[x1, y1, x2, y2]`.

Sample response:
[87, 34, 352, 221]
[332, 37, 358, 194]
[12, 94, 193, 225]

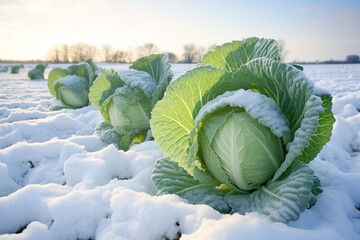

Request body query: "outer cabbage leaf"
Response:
[152, 158, 231, 213]
[94, 121, 148, 151]
[231, 58, 332, 179]
[274, 95, 324, 179]
[119, 70, 157, 99]
[130, 53, 173, 105]
[294, 94, 335, 163]
[151, 66, 241, 175]
[94, 121, 121, 146]
[68, 62, 94, 87]
[85, 58, 98, 73]
[48, 68, 72, 96]
[234, 58, 314, 134]
[89, 72, 124, 122]
[225, 161, 315, 223]
[201, 37, 281, 72]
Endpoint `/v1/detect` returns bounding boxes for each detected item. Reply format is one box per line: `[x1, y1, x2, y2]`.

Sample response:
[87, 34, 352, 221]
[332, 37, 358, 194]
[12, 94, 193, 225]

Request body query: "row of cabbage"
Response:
[45, 37, 335, 223]
[0, 63, 47, 78]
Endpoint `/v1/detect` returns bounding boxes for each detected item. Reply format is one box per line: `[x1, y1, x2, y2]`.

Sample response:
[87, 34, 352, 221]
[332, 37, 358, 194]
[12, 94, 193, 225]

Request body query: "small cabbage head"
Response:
[54, 75, 89, 108]
[28, 63, 47, 80]
[89, 54, 173, 150]
[11, 65, 22, 74]
[48, 59, 98, 109]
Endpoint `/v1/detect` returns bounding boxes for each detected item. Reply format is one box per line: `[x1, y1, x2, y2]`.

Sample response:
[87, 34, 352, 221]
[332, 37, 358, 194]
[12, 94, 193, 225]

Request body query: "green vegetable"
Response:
[89, 53, 173, 151]
[150, 37, 335, 223]
[10, 65, 21, 74]
[28, 63, 47, 80]
[48, 59, 99, 109]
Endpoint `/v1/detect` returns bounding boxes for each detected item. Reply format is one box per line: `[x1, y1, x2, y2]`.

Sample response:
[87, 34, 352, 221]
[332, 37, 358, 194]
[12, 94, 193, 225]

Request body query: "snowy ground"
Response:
[0, 63, 360, 240]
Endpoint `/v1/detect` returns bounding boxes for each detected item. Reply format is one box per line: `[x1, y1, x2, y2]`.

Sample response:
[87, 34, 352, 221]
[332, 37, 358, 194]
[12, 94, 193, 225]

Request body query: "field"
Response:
[1, 63, 360, 240]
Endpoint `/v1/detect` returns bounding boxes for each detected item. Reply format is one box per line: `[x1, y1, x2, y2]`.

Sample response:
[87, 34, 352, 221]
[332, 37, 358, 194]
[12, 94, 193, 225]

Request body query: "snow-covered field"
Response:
[0, 63, 360, 240]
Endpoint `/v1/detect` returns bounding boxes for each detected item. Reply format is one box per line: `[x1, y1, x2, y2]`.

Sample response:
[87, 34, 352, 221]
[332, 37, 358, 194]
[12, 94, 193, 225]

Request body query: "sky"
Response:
[0, 0, 359, 62]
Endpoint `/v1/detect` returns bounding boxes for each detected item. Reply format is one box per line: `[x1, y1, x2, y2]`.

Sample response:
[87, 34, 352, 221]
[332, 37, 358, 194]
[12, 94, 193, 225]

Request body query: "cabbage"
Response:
[89, 54, 173, 150]
[28, 63, 47, 80]
[47, 59, 99, 109]
[10, 65, 22, 74]
[150, 37, 335, 223]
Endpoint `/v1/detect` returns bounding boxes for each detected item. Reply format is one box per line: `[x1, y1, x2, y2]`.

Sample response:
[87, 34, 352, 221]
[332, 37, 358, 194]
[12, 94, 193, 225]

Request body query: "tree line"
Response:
[47, 42, 217, 63]
[292, 54, 360, 65]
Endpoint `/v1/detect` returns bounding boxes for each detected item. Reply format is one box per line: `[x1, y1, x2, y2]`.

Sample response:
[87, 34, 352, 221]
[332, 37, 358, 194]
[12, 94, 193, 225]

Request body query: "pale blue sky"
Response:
[0, 0, 359, 61]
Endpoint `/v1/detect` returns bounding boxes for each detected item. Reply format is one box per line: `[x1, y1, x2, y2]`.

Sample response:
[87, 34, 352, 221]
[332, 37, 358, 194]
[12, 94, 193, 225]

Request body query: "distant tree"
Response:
[138, 43, 159, 57]
[182, 44, 197, 63]
[47, 44, 71, 63]
[112, 50, 127, 63]
[47, 46, 61, 63]
[346, 55, 360, 63]
[101, 44, 113, 62]
[71, 43, 97, 62]
[195, 46, 206, 62]
[126, 47, 135, 63]
[60, 44, 70, 63]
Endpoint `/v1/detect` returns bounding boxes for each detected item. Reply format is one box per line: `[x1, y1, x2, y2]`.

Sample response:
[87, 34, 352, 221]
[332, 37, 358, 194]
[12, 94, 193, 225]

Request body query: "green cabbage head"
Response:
[10, 65, 22, 74]
[28, 63, 47, 80]
[48, 59, 99, 109]
[150, 37, 335, 223]
[89, 53, 173, 151]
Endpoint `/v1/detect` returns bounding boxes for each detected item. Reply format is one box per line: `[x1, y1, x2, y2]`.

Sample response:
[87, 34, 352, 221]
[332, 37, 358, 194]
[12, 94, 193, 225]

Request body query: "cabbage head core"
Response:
[199, 111, 285, 191]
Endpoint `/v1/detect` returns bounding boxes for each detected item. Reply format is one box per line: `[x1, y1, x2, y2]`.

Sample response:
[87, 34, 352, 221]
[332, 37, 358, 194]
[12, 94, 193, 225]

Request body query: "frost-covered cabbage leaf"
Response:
[150, 37, 335, 223]
[28, 63, 47, 80]
[48, 59, 99, 109]
[89, 53, 173, 151]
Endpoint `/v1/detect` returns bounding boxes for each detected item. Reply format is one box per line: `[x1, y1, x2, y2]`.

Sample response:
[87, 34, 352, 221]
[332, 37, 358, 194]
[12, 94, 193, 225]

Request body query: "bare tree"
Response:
[47, 45, 61, 63]
[112, 50, 127, 62]
[137, 43, 159, 58]
[125, 47, 135, 63]
[59, 44, 70, 63]
[346, 55, 360, 63]
[182, 44, 197, 63]
[71, 43, 97, 62]
[101, 44, 113, 62]
[195, 46, 206, 62]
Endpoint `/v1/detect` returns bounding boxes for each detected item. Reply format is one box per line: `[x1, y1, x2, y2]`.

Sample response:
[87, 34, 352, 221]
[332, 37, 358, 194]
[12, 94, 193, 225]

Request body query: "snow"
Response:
[1, 63, 360, 239]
